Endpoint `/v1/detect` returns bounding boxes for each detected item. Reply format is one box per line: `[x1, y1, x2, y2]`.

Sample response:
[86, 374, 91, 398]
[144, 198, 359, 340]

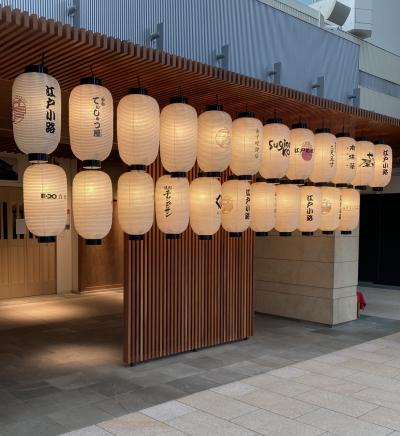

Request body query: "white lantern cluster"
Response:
[353, 136, 375, 189]
[332, 132, 356, 187]
[320, 186, 341, 234]
[287, 123, 314, 184]
[371, 140, 392, 191]
[298, 184, 321, 236]
[275, 183, 300, 236]
[250, 179, 276, 236]
[339, 188, 360, 234]
[309, 128, 336, 185]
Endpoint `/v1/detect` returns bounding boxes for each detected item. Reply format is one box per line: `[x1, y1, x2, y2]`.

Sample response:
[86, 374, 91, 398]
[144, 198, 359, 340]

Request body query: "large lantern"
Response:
[298, 185, 321, 236]
[155, 175, 189, 239]
[353, 136, 375, 189]
[69, 77, 113, 168]
[332, 133, 357, 187]
[72, 170, 113, 244]
[117, 170, 154, 240]
[197, 104, 232, 173]
[320, 186, 341, 234]
[189, 176, 222, 239]
[260, 119, 291, 183]
[221, 177, 251, 236]
[23, 163, 67, 242]
[287, 123, 314, 184]
[275, 183, 300, 236]
[12, 65, 61, 162]
[117, 87, 160, 168]
[250, 179, 276, 236]
[370, 140, 392, 191]
[160, 96, 197, 174]
[339, 188, 360, 234]
[309, 128, 336, 185]
[230, 112, 263, 176]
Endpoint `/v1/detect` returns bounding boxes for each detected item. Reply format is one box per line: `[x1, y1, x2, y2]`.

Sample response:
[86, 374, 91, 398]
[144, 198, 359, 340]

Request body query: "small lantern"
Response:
[320, 186, 341, 234]
[69, 77, 113, 168]
[155, 175, 189, 239]
[332, 133, 357, 187]
[250, 179, 276, 236]
[309, 128, 336, 185]
[260, 119, 291, 183]
[23, 163, 67, 243]
[117, 87, 160, 167]
[12, 65, 61, 162]
[221, 177, 251, 237]
[370, 140, 392, 191]
[298, 185, 321, 236]
[339, 188, 360, 234]
[117, 170, 154, 240]
[353, 136, 375, 190]
[189, 176, 222, 239]
[275, 183, 300, 236]
[287, 123, 314, 184]
[72, 170, 113, 244]
[230, 112, 263, 176]
[160, 96, 197, 174]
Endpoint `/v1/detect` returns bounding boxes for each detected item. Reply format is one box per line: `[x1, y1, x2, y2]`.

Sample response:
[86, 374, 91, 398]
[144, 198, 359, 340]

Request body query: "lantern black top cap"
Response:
[25, 64, 48, 74]
[356, 135, 368, 141]
[374, 138, 385, 144]
[128, 87, 148, 95]
[265, 117, 283, 125]
[237, 111, 255, 119]
[336, 131, 350, 138]
[205, 104, 224, 111]
[170, 96, 188, 104]
[80, 76, 102, 85]
[315, 127, 331, 134]
[292, 122, 307, 129]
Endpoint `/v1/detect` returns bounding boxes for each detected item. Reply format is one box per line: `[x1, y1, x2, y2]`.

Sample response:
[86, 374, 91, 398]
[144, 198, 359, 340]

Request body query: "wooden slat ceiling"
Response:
[1, 5, 400, 161]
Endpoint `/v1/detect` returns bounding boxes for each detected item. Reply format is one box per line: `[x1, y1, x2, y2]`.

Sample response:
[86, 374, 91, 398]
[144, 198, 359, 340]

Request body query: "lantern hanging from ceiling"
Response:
[12, 65, 61, 162]
[353, 136, 375, 190]
[250, 179, 276, 236]
[309, 128, 336, 185]
[117, 170, 154, 240]
[286, 123, 314, 184]
[117, 87, 160, 168]
[275, 183, 300, 236]
[23, 163, 67, 243]
[259, 118, 291, 183]
[72, 170, 113, 244]
[298, 185, 321, 236]
[160, 96, 197, 174]
[230, 112, 263, 176]
[339, 188, 360, 234]
[189, 176, 222, 239]
[370, 140, 392, 191]
[331, 132, 357, 187]
[320, 186, 341, 234]
[221, 177, 251, 237]
[69, 77, 113, 169]
[155, 175, 189, 239]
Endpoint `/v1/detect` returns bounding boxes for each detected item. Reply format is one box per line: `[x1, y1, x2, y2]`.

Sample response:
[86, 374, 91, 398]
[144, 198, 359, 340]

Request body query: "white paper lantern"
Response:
[320, 186, 341, 234]
[331, 133, 357, 187]
[287, 123, 314, 183]
[230, 112, 263, 176]
[117, 170, 154, 240]
[353, 136, 375, 189]
[117, 88, 160, 168]
[339, 188, 360, 234]
[155, 175, 189, 238]
[221, 177, 251, 236]
[197, 105, 232, 173]
[69, 77, 113, 168]
[250, 180, 276, 235]
[160, 96, 197, 173]
[275, 184, 300, 235]
[370, 140, 392, 191]
[309, 128, 336, 184]
[298, 185, 321, 235]
[12, 65, 61, 162]
[260, 119, 291, 182]
[72, 170, 113, 244]
[23, 163, 67, 242]
[189, 176, 221, 239]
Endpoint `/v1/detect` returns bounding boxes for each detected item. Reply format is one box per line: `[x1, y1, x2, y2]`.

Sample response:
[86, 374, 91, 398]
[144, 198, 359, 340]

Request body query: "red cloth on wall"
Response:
[357, 291, 367, 310]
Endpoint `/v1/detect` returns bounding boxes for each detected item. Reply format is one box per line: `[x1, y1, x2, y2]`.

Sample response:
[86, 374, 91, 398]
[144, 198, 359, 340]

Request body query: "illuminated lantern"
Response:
[69, 77, 113, 168]
[250, 179, 276, 236]
[189, 176, 221, 239]
[117, 170, 154, 240]
[339, 188, 360, 234]
[275, 183, 300, 236]
[320, 186, 341, 234]
[155, 175, 189, 239]
[230, 112, 263, 176]
[260, 118, 291, 182]
[221, 177, 251, 236]
[353, 136, 375, 189]
[12, 65, 61, 162]
[23, 163, 67, 243]
[332, 132, 357, 187]
[117, 87, 160, 167]
[72, 170, 113, 244]
[197, 104, 232, 173]
[287, 123, 314, 184]
[160, 96, 197, 174]
[370, 140, 392, 191]
[298, 185, 321, 236]
[309, 128, 336, 184]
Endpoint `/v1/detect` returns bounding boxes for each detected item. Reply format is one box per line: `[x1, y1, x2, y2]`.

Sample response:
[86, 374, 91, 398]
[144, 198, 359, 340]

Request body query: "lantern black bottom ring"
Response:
[166, 234, 180, 240]
[199, 235, 212, 240]
[86, 239, 102, 245]
[279, 232, 292, 236]
[38, 236, 56, 243]
[229, 232, 242, 238]
[129, 234, 144, 241]
[255, 232, 268, 237]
